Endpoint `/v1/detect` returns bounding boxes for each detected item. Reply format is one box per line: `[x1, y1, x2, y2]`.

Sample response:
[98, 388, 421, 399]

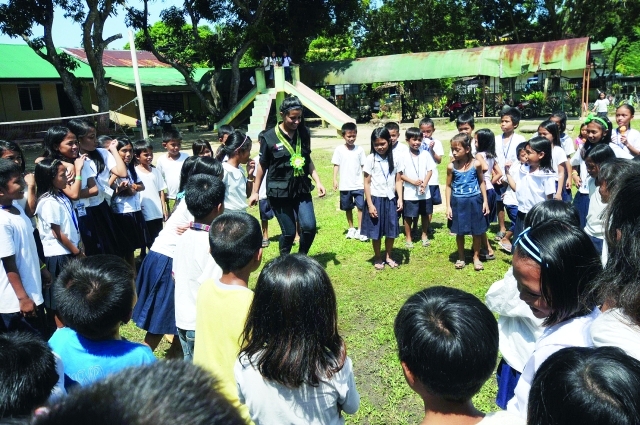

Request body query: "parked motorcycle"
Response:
[516, 100, 538, 119]
[442, 100, 477, 120]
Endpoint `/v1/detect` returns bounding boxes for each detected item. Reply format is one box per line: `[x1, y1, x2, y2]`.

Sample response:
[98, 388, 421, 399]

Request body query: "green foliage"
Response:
[305, 34, 357, 62]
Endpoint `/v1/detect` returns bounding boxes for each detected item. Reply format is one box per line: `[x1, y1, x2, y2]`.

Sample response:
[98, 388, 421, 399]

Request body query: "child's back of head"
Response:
[54, 255, 135, 340]
[209, 212, 262, 273]
[394, 286, 498, 403]
[185, 174, 225, 219]
[0, 332, 59, 419]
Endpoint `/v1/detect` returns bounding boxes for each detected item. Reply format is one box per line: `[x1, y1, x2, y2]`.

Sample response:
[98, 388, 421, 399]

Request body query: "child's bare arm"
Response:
[490, 161, 503, 185]
[51, 223, 83, 257]
[159, 191, 168, 221]
[1, 255, 36, 315]
[395, 172, 403, 211]
[445, 164, 453, 220]
[79, 177, 99, 199]
[333, 164, 339, 191]
[476, 162, 489, 215]
[364, 172, 377, 218]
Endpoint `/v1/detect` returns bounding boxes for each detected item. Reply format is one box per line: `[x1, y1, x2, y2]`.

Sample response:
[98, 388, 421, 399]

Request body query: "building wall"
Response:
[0, 83, 61, 122]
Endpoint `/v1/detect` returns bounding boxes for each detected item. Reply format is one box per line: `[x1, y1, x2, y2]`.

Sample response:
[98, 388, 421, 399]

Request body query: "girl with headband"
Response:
[217, 131, 255, 212]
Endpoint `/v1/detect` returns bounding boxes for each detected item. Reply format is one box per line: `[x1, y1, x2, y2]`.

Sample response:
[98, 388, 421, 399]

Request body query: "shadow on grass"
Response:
[311, 252, 341, 267]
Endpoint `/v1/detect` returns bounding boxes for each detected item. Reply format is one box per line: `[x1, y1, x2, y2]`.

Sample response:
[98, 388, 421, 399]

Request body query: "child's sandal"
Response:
[474, 260, 484, 271]
[386, 259, 399, 269]
[374, 261, 385, 271]
[455, 260, 466, 269]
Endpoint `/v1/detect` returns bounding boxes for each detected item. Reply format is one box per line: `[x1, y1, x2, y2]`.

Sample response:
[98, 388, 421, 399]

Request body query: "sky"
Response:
[0, 0, 183, 49]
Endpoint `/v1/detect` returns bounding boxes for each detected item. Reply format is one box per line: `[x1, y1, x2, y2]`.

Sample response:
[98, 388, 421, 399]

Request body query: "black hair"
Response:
[208, 212, 262, 273]
[550, 111, 568, 133]
[405, 127, 421, 141]
[526, 136, 553, 171]
[32, 361, 245, 425]
[162, 129, 182, 144]
[500, 107, 521, 126]
[583, 116, 613, 157]
[177, 156, 224, 196]
[475, 128, 496, 158]
[341, 122, 357, 135]
[450, 133, 474, 163]
[114, 137, 137, 182]
[0, 140, 26, 172]
[0, 332, 58, 418]
[524, 200, 580, 228]
[456, 113, 475, 129]
[97, 135, 113, 148]
[617, 103, 635, 116]
[67, 119, 105, 175]
[528, 346, 640, 425]
[0, 158, 21, 190]
[192, 139, 213, 157]
[133, 139, 153, 159]
[418, 117, 435, 128]
[240, 254, 346, 387]
[394, 286, 498, 402]
[43, 126, 75, 160]
[591, 162, 640, 324]
[217, 125, 234, 141]
[515, 141, 527, 160]
[184, 174, 225, 220]
[279, 96, 303, 115]
[54, 255, 135, 340]
[177, 156, 199, 194]
[34, 158, 65, 199]
[215, 131, 252, 161]
[585, 143, 616, 166]
[513, 220, 600, 327]
[598, 159, 635, 197]
[383, 121, 400, 132]
[369, 127, 395, 173]
[538, 119, 561, 147]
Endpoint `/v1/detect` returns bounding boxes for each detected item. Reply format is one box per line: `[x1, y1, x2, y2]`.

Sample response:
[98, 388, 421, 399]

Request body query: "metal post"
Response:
[128, 30, 148, 139]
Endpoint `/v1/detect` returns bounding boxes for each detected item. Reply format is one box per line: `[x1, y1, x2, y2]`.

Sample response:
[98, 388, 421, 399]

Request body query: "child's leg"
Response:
[497, 202, 507, 234]
[372, 238, 383, 266]
[481, 233, 494, 256]
[357, 208, 363, 230]
[124, 251, 136, 277]
[403, 217, 413, 243]
[345, 209, 354, 229]
[456, 235, 466, 261]
[420, 214, 429, 241]
[261, 220, 269, 240]
[143, 332, 164, 351]
[384, 237, 396, 261]
[472, 235, 482, 262]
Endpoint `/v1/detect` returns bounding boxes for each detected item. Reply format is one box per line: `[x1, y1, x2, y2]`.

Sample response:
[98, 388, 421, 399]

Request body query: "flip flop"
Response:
[386, 259, 399, 269]
[374, 261, 385, 271]
[474, 260, 484, 271]
[498, 241, 512, 253]
[480, 253, 496, 261]
[494, 231, 506, 241]
[455, 260, 466, 269]
[421, 239, 431, 247]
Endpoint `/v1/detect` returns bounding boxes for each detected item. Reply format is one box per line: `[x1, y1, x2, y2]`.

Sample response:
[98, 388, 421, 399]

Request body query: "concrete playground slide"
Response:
[284, 81, 354, 130]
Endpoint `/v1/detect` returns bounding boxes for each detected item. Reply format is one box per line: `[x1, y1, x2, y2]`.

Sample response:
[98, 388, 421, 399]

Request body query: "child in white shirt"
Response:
[156, 130, 188, 213]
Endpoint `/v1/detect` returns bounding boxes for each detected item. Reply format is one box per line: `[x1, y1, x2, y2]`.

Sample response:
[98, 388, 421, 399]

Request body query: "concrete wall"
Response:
[0, 83, 61, 122]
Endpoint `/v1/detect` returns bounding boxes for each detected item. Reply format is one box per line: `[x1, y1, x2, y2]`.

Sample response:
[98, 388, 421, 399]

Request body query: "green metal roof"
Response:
[105, 66, 213, 89]
[301, 38, 590, 86]
[0, 43, 93, 80]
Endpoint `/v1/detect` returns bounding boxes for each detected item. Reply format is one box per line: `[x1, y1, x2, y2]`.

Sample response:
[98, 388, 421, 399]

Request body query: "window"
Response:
[17, 85, 43, 111]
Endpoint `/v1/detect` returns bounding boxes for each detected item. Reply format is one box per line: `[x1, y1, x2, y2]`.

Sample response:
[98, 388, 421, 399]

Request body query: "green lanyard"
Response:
[275, 128, 306, 177]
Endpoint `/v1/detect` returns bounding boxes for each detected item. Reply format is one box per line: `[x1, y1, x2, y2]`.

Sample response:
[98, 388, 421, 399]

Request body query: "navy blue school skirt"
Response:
[486, 188, 498, 223]
[112, 210, 148, 255]
[573, 192, 590, 229]
[78, 200, 121, 256]
[361, 195, 400, 239]
[451, 193, 489, 236]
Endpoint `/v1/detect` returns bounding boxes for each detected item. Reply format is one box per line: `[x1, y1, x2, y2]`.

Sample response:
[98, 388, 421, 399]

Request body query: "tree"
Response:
[305, 34, 357, 62]
[0, 0, 123, 131]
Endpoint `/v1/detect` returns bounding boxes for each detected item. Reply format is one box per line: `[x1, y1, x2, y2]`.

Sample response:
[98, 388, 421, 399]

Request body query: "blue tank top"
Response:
[452, 161, 480, 198]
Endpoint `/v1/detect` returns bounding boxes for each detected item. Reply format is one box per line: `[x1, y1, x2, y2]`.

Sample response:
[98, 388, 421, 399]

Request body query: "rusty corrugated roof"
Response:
[300, 38, 589, 86]
[63, 48, 170, 68]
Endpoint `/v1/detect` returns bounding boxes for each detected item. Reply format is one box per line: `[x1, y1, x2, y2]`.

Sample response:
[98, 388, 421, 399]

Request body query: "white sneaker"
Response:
[358, 230, 369, 242]
[353, 229, 361, 240]
[346, 227, 356, 239]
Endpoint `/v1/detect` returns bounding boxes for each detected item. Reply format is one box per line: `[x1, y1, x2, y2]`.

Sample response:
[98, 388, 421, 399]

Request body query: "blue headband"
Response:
[514, 227, 546, 267]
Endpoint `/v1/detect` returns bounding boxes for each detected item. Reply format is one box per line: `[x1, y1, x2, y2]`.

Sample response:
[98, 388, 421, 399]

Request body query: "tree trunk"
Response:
[229, 40, 253, 107]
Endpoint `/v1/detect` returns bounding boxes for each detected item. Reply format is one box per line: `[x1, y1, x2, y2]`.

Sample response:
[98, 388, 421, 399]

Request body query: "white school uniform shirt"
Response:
[495, 133, 525, 174]
[551, 145, 568, 181]
[222, 162, 248, 212]
[331, 144, 366, 191]
[590, 308, 640, 361]
[95, 148, 117, 203]
[173, 228, 222, 331]
[584, 178, 605, 239]
[560, 133, 576, 157]
[392, 141, 409, 163]
[513, 164, 556, 213]
[570, 149, 591, 194]
[485, 267, 545, 372]
[235, 354, 360, 425]
[501, 164, 522, 207]
[0, 202, 44, 313]
[363, 153, 401, 198]
[149, 201, 193, 258]
[136, 166, 167, 221]
[36, 195, 80, 257]
[77, 158, 105, 207]
[156, 153, 188, 199]
[594, 98, 609, 112]
[478, 412, 525, 425]
[611, 127, 640, 158]
[420, 138, 444, 186]
[400, 149, 434, 201]
[111, 170, 142, 214]
[253, 155, 268, 200]
[507, 308, 600, 418]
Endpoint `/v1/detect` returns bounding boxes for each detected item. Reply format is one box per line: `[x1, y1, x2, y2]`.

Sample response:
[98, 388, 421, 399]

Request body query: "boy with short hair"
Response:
[385, 121, 409, 158]
[394, 286, 524, 425]
[49, 255, 156, 387]
[456, 113, 475, 135]
[332, 122, 367, 241]
[156, 130, 187, 213]
[0, 159, 47, 335]
[419, 118, 443, 236]
[173, 174, 225, 361]
[194, 212, 262, 409]
[495, 107, 525, 241]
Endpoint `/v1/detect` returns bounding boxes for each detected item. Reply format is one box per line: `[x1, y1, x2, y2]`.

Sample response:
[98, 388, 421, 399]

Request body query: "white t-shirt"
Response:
[110, 170, 142, 214]
[551, 145, 568, 181]
[610, 127, 640, 159]
[235, 354, 360, 425]
[594, 98, 609, 113]
[78, 158, 105, 207]
[150, 201, 193, 258]
[502, 162, 523, 206]
[222, 162, 248, 212]
[253, 156, 268, 200]
[392, 141, 409, 160]
[513, 164, 556, 213]
[590, 308, 640, 361]
[570, 150, 591, 194]
[400, 149, 434, 201]
[156, 153, 188, 199]
[173, 228, 221, 331]
[136, 166, 167, 221]
[331, 144, 366, 191]
[363, 153, 401, 198]
[584, 178, 606, 238]
[560, 133, 576, 157]
[420, 138, 444, 186]
[282, 56, 292, 67]
[495, 133, 525, 174]
[0, 203, 44, 313]
[35, 195, 80, 257]
[95, 148, 118, 201]
[507, 308, 600, 418]
[478, 411, 525, 425]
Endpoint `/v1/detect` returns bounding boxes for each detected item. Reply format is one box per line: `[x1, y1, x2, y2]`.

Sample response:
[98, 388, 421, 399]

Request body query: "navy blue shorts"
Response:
[505, 204, 518, 231]
[403, 199, 433, 218]
[259, 199, 275, 221]
[428, 185, 442, 205]
[495, 185, 506, 204]
[340, 190, 365, 211]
